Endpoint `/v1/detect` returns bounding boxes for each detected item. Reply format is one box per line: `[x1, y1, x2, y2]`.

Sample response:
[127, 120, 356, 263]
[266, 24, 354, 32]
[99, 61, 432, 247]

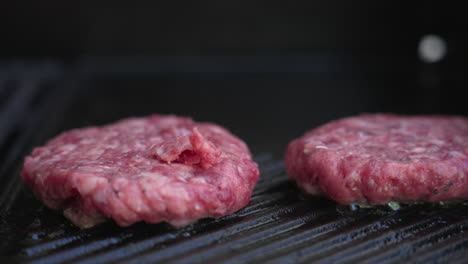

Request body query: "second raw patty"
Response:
[285, 114, 468, 205]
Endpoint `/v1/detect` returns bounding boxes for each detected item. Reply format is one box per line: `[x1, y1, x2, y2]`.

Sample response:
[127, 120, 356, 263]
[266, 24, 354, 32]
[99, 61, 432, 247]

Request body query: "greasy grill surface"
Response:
[1, 64, 468, 264]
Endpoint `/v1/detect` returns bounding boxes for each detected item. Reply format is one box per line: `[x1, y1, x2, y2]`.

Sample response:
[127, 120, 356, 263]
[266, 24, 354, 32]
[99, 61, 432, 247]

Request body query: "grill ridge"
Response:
[215, 215, 358, 264]
[22, 187, 291, 263]
[412, 235, 468, 264]
[372, 220, 468, 264]
[310, 209, 462, 264]
[80, 201, 306, 264]
[164, 209, 336, 264]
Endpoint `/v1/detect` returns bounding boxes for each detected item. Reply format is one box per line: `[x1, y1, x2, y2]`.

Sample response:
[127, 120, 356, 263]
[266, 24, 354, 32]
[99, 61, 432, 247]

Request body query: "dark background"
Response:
[2, 1, 467, 57]
[2, 1, 467, 156]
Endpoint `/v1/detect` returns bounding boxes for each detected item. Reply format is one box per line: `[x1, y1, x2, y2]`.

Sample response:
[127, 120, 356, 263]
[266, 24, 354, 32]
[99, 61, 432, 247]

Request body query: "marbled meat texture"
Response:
[21, 115, 259, 228]
[285, 114, 468, 205]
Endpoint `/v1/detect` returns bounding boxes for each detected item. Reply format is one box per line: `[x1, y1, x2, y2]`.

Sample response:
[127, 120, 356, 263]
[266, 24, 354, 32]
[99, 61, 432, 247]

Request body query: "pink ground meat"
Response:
[285, 114, 468, 205]
[21, 115, 259, 228]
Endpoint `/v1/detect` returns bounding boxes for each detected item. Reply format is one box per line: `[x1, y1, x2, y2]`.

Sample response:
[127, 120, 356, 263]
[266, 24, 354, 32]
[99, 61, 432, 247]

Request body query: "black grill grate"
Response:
[0, 62, 67, 214]
[1, 64, 468, 264]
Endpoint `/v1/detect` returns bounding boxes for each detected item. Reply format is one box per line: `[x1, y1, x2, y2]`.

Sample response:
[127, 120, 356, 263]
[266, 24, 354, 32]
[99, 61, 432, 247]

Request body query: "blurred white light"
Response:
[418, 35, 447, 63]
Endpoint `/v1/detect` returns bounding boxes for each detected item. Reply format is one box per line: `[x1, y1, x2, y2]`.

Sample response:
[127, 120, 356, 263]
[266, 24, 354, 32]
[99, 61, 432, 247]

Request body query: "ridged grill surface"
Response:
[1, 65, 468, 264]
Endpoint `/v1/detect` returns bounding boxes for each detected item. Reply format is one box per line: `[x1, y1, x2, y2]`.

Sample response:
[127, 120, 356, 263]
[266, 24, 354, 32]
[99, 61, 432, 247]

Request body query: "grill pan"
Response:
[1, 60, 468, 264]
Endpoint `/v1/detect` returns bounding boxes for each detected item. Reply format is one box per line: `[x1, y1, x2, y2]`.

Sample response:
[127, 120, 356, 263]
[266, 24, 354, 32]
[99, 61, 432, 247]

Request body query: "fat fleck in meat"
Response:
[285, 114, 468, 205]
[21, 115, 259, 228]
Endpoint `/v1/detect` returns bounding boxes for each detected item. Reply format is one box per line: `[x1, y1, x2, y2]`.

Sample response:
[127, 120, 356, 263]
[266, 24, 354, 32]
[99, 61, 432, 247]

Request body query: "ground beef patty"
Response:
[21, 115, 259, 228]
[285, 114, 468, 205]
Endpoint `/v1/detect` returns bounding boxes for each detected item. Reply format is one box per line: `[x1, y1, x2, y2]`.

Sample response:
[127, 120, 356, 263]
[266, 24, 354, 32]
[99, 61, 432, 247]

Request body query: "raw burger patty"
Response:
[21, 115, 259, 228]
[285, 114, 468, 205]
